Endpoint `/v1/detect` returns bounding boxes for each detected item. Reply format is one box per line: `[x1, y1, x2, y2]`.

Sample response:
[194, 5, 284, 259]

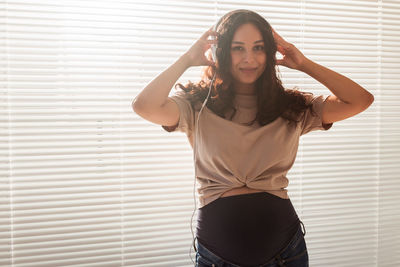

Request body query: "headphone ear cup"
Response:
[210, 22, 219, 62]
[211, 44, 217, 63]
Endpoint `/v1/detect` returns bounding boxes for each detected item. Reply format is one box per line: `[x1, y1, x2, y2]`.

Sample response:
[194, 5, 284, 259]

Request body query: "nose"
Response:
[243, 50, 256, 63]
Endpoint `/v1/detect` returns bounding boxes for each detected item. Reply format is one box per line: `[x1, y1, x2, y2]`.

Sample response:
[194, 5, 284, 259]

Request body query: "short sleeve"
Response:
[161, 93, 194, 136]
[300, 93, 333, 136]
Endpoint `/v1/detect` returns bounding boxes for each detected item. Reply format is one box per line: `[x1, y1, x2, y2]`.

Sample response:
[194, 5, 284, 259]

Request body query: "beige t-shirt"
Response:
[162, 91, 333, 208]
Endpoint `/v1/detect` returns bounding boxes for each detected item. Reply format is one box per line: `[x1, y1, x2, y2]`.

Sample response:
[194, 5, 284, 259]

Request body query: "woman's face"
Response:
[229, 23, 267, 91]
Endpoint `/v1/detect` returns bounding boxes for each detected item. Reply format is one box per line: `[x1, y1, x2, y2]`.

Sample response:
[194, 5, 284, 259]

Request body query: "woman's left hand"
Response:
[272, 27, 308, 70]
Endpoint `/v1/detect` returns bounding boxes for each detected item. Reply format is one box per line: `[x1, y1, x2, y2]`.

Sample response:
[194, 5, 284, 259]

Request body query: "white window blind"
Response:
[1, 1, 398, 266]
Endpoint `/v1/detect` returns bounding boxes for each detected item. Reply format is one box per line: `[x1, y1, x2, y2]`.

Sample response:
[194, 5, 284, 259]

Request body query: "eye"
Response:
[231, 46, 264, 51]
[232, 46, 242, 51]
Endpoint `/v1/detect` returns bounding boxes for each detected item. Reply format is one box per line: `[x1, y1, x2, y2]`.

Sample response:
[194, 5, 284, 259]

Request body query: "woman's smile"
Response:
[240, 67, 257, 74]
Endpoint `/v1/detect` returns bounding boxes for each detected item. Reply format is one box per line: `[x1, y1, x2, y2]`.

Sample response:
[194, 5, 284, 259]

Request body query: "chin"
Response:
[239, 77, 258, 84]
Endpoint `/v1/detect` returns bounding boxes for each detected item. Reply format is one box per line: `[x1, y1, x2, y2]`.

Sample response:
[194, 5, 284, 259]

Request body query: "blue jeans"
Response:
[195, 221, 308, 267]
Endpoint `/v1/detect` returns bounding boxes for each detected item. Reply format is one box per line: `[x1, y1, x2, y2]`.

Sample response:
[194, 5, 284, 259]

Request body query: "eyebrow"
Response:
[232, 40, 264, 44]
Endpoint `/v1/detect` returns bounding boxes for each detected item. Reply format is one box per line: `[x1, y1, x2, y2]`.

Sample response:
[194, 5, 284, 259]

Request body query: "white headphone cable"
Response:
[189, 71, 216, 265]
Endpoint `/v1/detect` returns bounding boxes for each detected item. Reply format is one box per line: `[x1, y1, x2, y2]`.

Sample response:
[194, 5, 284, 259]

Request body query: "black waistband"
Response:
[195, 191, 300, 266]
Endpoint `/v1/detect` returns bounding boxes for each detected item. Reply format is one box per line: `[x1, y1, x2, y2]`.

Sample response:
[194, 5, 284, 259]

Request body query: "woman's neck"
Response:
[233, 84, 256, 95]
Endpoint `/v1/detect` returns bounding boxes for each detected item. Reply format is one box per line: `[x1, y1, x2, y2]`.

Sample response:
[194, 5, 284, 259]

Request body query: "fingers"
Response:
[276, 44, 285, 54]
[207, 60, 216, 66]
[201, 28, 213, 39]
[202, 40, 217, 53]
[201, 27, 219, 40]
[271, 27, 282, 40]
[271, 27, 289, 48]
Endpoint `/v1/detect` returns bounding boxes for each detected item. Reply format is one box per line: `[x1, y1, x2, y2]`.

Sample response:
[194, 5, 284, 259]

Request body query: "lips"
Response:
[240, 68, 257, 73]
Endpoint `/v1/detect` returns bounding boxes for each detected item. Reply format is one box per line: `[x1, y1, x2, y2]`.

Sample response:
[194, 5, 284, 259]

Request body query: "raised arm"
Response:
[272, 27, 374, 125]
[132, 27, 218, 127]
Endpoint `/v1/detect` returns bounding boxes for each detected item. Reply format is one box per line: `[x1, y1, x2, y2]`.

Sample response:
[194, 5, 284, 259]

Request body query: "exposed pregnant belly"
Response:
[220, 186, 265, 198]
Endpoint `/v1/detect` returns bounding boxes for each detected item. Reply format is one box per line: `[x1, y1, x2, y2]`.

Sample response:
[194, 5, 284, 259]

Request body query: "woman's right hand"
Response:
[183, 27, 219, 68]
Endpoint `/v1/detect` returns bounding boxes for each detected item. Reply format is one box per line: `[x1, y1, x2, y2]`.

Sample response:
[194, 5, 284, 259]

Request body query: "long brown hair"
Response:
[174, 9, 315, 127]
